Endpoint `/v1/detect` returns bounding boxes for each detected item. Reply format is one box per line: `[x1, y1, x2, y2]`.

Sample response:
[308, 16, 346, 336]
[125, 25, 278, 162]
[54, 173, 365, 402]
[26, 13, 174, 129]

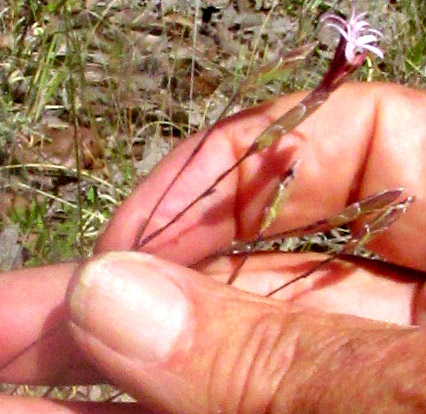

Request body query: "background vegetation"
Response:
[0, 0, 425, 401]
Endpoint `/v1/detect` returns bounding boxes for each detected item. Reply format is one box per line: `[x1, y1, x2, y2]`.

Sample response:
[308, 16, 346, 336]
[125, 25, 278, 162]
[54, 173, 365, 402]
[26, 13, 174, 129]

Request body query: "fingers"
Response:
[68, 252, 426, 413]
[0, 251, 422, 387]
[353, 84, 426, 270]
[94, 88, 307, 263]
[1, 252, 422, 386]
[0, 263, 103, 384]
[96, 82, 426, 271]
[197, 252, 421, 325]
[94, 93, 295, 265]
[0, 396, 144, 414]
[3, 83, 426, 388]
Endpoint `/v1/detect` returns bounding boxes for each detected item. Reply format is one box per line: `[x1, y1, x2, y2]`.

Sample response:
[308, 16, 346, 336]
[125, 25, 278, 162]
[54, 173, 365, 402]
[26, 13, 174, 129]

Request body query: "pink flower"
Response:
[321, 8, 384, 64]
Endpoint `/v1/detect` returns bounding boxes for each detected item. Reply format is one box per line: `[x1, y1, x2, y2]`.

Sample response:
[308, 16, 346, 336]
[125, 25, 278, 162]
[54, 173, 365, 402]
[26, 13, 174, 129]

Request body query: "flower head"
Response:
[321, 8, 384, 64]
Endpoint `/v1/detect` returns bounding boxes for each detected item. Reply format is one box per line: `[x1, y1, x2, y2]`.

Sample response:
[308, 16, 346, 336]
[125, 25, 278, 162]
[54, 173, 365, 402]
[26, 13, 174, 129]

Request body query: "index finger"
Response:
[95, 82, 426, 271]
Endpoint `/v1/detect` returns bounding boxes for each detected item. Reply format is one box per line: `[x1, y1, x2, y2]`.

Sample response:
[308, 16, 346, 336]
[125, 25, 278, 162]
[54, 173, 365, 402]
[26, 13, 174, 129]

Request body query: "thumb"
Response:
[68, 251, 301, 412]
[67, 252, 426, 414]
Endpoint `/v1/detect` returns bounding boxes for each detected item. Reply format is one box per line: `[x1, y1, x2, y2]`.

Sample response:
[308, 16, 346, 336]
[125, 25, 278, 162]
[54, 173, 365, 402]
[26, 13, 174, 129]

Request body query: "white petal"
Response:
[345, 43, 357, 63]
[367, 28, 384, 37]
[353, 20, 370, 31]
[320, 13, 346, 25]
[324, 22, 349, 40]
[356, 34, 379, 45]
[353, 11, 367, 22]
[360, 44, 384, 59]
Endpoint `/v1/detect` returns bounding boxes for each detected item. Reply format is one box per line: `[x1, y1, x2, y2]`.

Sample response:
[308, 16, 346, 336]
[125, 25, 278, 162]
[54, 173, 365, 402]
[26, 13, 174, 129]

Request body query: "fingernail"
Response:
[69, 252, 188, 362]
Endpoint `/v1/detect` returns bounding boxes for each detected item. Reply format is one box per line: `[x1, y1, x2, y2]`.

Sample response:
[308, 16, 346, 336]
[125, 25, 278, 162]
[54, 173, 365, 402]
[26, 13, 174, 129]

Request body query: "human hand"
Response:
[1, 82, 426, 413]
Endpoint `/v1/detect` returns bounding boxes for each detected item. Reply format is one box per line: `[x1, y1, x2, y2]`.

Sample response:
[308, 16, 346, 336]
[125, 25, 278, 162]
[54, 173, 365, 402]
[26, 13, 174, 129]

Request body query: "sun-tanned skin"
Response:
[1, 83, 426, 413]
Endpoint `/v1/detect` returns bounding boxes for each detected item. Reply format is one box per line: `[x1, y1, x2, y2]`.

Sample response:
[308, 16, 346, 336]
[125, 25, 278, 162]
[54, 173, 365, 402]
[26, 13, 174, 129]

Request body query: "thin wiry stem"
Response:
[134, 94, 237, 249]
[137, 31, 372, 248]
[138, 72, 352, 249]
[227, 160, 299, 285]
[135, 44, 317, 248]
[223, 189, 404, 256]
[265, 196, 414, 296]
[266, 256, 335, 297]
[138, 143, 250, 247]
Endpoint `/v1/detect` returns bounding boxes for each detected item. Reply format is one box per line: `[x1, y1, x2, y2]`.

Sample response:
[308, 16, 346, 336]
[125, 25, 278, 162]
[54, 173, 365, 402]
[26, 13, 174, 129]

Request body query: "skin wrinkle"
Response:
[333, 331, 408, 411]
[181, 279, 243, 413]
[268, 317, 299, 380]
[290, 325, 363, 412]
[201, 294, 290, 414]
[393, 344, 426, 411]
[216, 311, 293, 414]
[268, 317, 312, 413]
[248, 314, 336, 413]
[236, 313, 285, 414]
[311, 339, 364, 412]
[346, 85, 377, 205]
[206, 324, 237, 414]
[225, 310, 255, 414]
[356, 84, 389, 202]
[244, 313, 301, 414]
[231, 317, 257, 414]
[231, 109, 273, 242]
[290, 324, 425, 413]
[270, 313, 377, 412]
